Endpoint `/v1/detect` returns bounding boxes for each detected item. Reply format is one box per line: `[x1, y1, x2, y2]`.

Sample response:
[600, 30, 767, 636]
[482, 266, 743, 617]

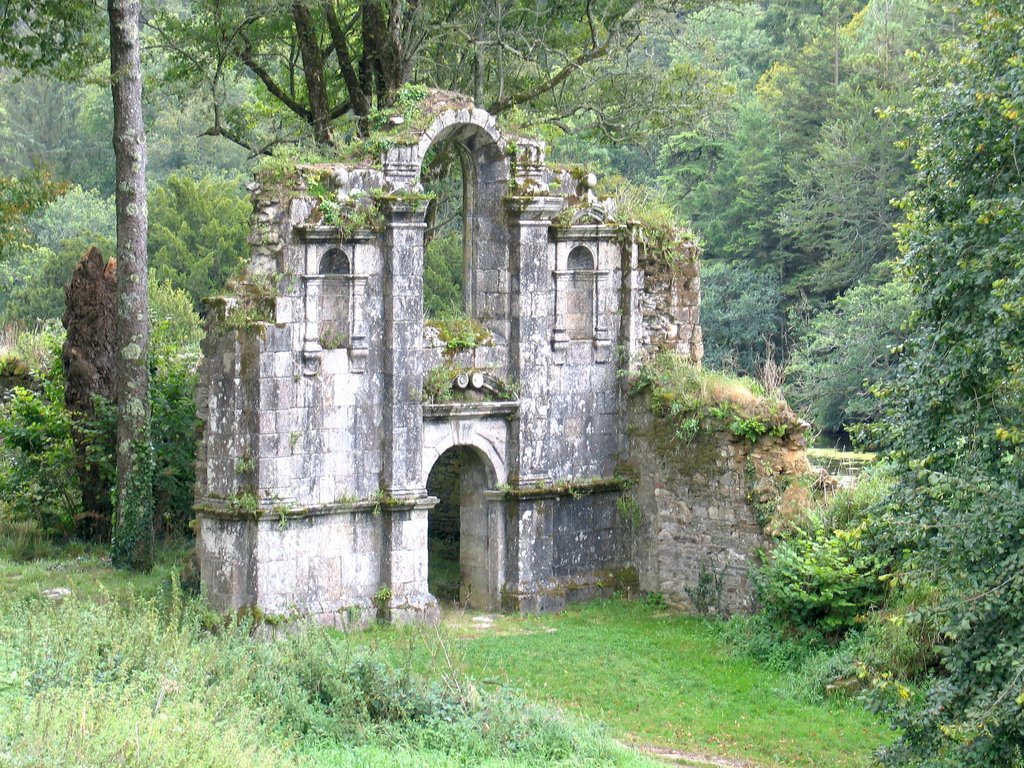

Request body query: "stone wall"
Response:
[194, 98, 708, 624]
[501, 487, 639, 612]
[636, 241, 702, 362]
[627, 395, 812, 615]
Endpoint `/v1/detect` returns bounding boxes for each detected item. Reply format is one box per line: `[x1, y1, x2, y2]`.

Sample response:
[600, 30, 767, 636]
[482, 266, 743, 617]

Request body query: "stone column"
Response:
[507, 195, 562, 484]
[380, 499, 439, 624]
[382, 200, 429, 497]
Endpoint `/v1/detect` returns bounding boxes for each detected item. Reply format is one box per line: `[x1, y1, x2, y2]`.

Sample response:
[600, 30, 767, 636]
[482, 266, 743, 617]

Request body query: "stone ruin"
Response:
[194, 97, 803, 625]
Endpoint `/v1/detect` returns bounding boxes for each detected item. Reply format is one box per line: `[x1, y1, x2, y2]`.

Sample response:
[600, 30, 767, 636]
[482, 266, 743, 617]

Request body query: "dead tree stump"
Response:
[62, 247, 118, 541]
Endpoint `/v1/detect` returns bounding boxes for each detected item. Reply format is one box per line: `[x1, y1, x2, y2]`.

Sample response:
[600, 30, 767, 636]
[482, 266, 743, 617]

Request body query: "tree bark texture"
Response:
[62, 247, 118, 541]
[292, 2, 333, 145]
[108, 0, 153, 570]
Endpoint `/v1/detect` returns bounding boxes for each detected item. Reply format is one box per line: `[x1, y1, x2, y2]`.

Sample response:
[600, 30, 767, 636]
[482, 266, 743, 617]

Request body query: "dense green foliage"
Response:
[0, 167, 67, 254]
[0, 175, 246, 328]
[149, 173, 249, 310]
[787, 275, 913, 435]
[754, 521, 885, 636]
[698, 260, 782, 374]
[0, 300, 201, 545]
[873, 0, 1024, 761]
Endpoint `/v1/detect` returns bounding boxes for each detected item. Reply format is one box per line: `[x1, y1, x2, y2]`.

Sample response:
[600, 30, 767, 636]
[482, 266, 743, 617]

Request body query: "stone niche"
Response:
[194, 93, 725, 627]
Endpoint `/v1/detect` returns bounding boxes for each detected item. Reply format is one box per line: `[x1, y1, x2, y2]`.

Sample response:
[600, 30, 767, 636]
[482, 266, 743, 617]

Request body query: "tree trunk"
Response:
[292, 1, 333, 145]
[108, 0, 153, 570]
[62, 247, 118, 542]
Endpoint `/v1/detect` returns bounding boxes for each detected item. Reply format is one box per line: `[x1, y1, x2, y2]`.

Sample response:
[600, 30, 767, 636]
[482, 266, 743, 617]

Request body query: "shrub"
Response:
[0, 299, 201, 545]
[753, 521, 885, 637]
[0, 359, 80, 537]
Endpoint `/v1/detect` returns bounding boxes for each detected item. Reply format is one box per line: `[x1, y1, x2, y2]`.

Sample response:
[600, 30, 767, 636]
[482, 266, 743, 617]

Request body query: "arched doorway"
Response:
[425, 445, 499, 609]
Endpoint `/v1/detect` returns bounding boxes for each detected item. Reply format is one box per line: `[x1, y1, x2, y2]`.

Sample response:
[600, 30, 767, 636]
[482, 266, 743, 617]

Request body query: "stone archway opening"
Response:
[422, 143, 465, 318]
[416, 120, 510, 352]
[425, 445, 496, 609]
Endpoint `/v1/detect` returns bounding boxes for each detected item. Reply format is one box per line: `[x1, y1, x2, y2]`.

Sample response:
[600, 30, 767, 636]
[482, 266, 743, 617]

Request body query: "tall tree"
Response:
[108, 0, 153, 570]
[150, 0, 704, 151]
[879, 0, 1024, 762]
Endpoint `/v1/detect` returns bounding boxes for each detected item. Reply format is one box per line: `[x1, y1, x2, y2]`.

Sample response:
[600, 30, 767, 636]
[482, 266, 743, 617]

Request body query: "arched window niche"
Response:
[418, 123, 511, 369]
[317, 248, 353, 351]
[298, 238, 370, 375]
[551, 235, 614, 365]
[564, 246, 597, 340]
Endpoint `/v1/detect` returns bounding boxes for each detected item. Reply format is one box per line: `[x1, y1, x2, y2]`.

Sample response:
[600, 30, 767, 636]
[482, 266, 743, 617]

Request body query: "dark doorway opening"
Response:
[426, 445, 494, 607]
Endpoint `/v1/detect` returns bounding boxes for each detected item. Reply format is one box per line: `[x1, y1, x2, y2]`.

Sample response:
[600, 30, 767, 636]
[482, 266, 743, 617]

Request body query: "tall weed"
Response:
[0, 588, 651, 767]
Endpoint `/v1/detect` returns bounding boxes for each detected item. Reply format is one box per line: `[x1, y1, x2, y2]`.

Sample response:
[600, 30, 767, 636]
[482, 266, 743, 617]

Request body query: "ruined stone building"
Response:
[194, 97, 806, 624]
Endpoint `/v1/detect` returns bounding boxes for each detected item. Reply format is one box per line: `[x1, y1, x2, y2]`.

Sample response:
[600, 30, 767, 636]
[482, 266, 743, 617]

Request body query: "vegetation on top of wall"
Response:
[216, 273, 278, 332]
[305, 178, 386, 237]
[254, 86, 478, 184]
[597, 176, 700, 267]
[427, 311, 493, 353]
[629, 352, 796, 444]
[422, 362, 517, 404]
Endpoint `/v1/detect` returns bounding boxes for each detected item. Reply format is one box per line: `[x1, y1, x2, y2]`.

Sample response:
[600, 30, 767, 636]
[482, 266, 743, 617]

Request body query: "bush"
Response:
[753, 522, 885, 637]
[0, 359, 80, 537]
[0, 293, 201, 545]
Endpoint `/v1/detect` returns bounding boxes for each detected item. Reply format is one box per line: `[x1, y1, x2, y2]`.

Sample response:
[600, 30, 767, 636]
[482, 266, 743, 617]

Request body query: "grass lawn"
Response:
[0, 540, 187, 603]
[347, 601, 891, 768]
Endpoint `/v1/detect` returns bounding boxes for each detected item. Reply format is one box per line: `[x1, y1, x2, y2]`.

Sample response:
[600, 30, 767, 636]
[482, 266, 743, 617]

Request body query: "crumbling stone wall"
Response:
[627, 397, 812, 615]
[194, 97, 725, 625]
[636, 241, 703, 361]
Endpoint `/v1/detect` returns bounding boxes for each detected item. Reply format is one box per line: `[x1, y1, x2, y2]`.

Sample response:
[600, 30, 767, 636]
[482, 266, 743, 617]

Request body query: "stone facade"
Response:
[194, 99, 758, 625]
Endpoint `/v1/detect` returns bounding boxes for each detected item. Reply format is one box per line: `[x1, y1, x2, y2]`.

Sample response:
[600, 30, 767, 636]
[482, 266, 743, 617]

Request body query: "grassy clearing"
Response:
[350, 601, 890, 768]
[0, 539, 187, 603]
[0, 546, 890, 768]
[0, 545, 656, 768]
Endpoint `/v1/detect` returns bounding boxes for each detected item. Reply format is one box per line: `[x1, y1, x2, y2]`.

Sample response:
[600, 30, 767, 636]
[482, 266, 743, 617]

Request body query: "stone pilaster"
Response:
[382, 200, 429, 496]
[507, 195, 562, 484]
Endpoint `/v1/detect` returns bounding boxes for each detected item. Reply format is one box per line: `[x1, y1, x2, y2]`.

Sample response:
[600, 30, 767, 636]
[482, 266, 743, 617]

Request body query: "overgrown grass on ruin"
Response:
[630, 353, 796, 444]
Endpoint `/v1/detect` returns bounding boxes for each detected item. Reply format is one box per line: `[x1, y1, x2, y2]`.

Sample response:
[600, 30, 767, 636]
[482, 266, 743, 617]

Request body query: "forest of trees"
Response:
[0, 0, 1021, 764]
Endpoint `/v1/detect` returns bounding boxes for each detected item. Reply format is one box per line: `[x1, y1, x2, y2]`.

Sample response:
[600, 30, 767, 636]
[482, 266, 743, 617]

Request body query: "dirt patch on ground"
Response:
[631, 743, 762, 768]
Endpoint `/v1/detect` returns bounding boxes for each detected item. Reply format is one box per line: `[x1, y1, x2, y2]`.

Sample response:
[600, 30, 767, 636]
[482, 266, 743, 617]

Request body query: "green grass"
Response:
[0, 543, 657, 768]
[350, 601, 890, 768]
[0, 539, 188, 603]
[0, 544, 891, 767]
